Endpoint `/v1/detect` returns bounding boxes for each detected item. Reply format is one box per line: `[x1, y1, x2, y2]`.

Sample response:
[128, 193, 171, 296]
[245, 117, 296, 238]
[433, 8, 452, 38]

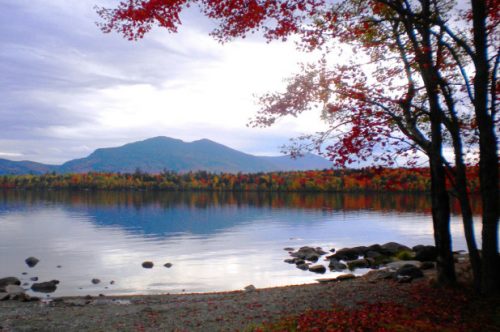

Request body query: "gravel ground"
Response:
[0, 271, 429, 332]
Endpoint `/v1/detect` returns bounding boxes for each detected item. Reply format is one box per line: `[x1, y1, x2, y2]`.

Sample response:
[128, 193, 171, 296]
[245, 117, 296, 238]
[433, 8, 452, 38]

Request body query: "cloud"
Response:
[1, 0, 326, 164]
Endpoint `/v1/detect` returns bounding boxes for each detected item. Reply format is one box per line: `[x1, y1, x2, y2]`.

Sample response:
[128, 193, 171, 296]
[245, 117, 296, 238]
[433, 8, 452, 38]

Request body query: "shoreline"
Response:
[1, 244, 485, 331]
[0, 271, 435, 331]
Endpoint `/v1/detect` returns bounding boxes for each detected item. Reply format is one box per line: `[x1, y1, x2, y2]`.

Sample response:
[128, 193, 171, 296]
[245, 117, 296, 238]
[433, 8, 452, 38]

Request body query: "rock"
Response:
[293, 258, 305, 265]
[328, 258, 347, 271]
[291, 247, 325, 262]
[31, 280, 59, 293]
[110, 281, 115, 285]
[380, 242, 411, 255]
[350, 246, 369, 256]
[347, 259, 370, 270]
[308, 265, 326, 274]
[329, 248, 361, 261]
[363, 269, 395, 282]
[365, 250, 382, 259]
[329, 248, 336, 253]
[25, 256, 39, 268]
[420, 261, 435, 270]
[91, 278, 101, 285]
[244, 284, 256, 292]
[336, 274, 356, 281]
[316, 278, 338, 284]
[30, 277, 39, 281]
[284, 259, 296, 264]
[6, 284, 31, 301]
[284, 247, 295, 251]
[163, 263, 173, 268]
[396, 264, 424, 279]
[296, 263, 309, 271]
[315, 247, 327, 255]
[413, 245, 437, 261]
[367, 244, 383, 252]
[386, 260, 421, 270]
[6, 284, 25, 296]
[142, 261, 154, 268]
[0, 292, 9, 301]
[0, 277, 21, 291]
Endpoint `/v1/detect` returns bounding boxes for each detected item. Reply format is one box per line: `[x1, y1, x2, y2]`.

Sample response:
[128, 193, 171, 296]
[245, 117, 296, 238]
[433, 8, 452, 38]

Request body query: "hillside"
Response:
[0, 137, 331, 175]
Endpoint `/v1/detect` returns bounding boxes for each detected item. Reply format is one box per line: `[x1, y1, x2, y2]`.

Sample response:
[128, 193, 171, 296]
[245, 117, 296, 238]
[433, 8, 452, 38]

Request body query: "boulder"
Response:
[142, 261, 154, 268]
[91, 278, 101, 285]
[367, 244, 383, 252]
[0, 292, 9, 301]
[164, 263, 173, 268]
[296, 263, 309, 271]
[293, 258, 306, 265]
[0, 277, 21, 292]
[291, 247, 324, 262]
[363, 269, 395, 282]
[283, 247, 295, 251]
[316, 278, 338, 283]
[330, 248, 361, 261]
[380, 242, 411, 255]
[30, 277, 38, 281]
[413, 245, 437, 261]
[244, 284, 256, 292]
[396, 264, 424, 279]
[350, 246, 369, 256]
[336, 274, 356, 281]
[328, 258, 347, 271]
[314, 247, 327, 255]
[386, 260, 421, 270]
[31, 280, 59, 293]
[347, 259, 370, 270]
[6, 284, 25, 297]
[308, 265, 326, 274]
[365, 250, 382, 259]
[5, 285, 30, 301]
[25, 256, 39, 268]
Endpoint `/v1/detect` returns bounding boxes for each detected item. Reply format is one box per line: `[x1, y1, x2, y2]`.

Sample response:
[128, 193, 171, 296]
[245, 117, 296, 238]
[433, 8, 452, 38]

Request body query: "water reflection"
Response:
[0, 190, 479, 213]
[0, 191, 482, 297]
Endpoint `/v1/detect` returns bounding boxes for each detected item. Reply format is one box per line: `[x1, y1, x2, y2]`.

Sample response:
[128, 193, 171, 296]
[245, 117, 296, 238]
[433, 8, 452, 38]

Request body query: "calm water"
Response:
[0, 191, 481, 297]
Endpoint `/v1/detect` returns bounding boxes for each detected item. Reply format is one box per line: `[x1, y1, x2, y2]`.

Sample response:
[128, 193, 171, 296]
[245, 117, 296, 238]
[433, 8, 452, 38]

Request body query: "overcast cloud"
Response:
[1, 0, 325, 164]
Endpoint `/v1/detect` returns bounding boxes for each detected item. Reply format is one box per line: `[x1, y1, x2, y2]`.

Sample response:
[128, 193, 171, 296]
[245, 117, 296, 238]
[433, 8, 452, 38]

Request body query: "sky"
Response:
[1, 0, 325, 165]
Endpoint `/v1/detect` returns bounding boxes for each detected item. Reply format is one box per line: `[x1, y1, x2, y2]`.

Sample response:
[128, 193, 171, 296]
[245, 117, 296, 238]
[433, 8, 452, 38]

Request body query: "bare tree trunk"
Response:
[429, 147, 456, 284]
[472, 0, 500, 295]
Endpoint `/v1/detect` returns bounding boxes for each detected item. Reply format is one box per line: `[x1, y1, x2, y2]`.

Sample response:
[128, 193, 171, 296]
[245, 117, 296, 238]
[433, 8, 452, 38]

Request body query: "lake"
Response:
[0, 191, 481, 297]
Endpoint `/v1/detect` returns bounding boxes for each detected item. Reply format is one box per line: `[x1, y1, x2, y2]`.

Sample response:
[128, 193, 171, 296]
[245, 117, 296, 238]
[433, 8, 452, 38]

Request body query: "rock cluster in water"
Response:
[285, 242, 440, 283]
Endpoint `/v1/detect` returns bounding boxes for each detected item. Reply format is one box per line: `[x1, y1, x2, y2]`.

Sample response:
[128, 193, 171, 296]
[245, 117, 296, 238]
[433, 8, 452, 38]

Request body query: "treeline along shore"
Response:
[0, 167, 480, 193]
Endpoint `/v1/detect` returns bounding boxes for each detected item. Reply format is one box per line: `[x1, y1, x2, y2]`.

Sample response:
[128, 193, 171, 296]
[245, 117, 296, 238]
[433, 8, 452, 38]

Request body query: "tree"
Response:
[97, 0, 499, 293]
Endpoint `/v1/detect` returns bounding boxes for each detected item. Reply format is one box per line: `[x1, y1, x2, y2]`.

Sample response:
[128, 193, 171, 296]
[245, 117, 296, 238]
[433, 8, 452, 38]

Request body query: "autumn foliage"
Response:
[0, 167, 481, 193]
[254, 283, 499, 332]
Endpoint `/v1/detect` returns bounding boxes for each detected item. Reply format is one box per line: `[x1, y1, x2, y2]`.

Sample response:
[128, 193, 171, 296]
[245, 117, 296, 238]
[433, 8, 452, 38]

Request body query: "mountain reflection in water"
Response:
[0, 191, 482, 296]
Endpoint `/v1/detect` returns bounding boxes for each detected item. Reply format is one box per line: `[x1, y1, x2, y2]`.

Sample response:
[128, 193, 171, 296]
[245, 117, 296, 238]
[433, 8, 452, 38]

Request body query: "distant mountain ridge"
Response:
[0, 136, 332, 175]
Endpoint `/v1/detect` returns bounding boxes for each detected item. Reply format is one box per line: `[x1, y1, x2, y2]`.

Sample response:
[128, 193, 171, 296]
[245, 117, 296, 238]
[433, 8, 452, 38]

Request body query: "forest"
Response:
[0, 167, 480, 193]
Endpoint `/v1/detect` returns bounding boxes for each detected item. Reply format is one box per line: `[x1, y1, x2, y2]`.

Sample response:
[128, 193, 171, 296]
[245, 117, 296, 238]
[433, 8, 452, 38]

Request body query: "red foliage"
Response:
[96, 0, 324, 41]
[256, 283, 498, 331]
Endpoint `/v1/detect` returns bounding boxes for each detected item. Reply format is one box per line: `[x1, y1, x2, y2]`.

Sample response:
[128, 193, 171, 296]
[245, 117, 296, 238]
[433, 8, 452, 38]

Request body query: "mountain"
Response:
[0, 137, 332, 175]
[0, 159, 56, 175]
